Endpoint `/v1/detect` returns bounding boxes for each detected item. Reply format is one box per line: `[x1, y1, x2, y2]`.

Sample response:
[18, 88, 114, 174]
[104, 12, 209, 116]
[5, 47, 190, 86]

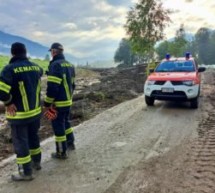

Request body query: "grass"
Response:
[30, 58, 49, 71]
[0, 55, 49, 71]
[0, 55, 99, 78]
[0, 55, 10, 71]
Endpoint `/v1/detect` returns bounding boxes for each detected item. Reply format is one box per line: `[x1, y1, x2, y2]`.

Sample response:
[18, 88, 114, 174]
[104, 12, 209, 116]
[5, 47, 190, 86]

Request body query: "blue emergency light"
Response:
[185, 52, 190, 60]
[165, 53, 170, 60]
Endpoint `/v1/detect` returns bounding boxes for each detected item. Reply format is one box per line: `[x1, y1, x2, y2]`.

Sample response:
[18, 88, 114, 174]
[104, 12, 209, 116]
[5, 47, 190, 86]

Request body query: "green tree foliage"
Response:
[156, 25, 189, 60]
[169, 25, 188, 57]
[155, 41, 170, 60]
[155, 26, 215, 65]
[44, 54, 50, 61]
[185, 38, 196, 58]
[114, 38, 136, 67]
[208, 32, 215, 64]
[195, 28, 210, 64]
[125, 0, 171, 55]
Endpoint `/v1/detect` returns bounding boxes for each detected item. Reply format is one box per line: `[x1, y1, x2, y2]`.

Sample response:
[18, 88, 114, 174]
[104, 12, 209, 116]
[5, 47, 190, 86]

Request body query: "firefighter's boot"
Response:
[11, 173, 34, 181]
[32, 162, 42, 170]
[67, 143, 76, 151]
[51, 152, 68, 159]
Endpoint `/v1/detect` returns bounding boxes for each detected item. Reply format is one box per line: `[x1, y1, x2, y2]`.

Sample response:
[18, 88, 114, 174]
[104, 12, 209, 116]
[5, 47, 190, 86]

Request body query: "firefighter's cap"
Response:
[49, 42, 64, 51]
[11, 42, 27, 56]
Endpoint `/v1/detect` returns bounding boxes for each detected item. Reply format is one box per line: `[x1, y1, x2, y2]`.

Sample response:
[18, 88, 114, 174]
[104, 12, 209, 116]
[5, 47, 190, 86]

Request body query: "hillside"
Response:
[0, 56, 117, 78]
[0, 31, 76, 62]
[0, 31, 48, 58]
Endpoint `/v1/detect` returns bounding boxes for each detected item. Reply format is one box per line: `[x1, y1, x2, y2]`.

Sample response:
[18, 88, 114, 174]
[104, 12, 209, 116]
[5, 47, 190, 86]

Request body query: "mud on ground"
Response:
[0, 65, 146, 162]
[0, 70, 214, 193]
[104, 70, 215, 193]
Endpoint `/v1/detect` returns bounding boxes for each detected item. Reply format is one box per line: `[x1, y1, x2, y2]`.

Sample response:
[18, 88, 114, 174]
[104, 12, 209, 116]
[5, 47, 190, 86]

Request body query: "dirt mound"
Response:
[0, 65, 147, 162]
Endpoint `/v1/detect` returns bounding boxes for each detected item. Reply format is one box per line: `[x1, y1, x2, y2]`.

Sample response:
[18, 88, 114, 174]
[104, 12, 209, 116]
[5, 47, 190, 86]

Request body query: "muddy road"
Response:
[0, 71, 214, 193]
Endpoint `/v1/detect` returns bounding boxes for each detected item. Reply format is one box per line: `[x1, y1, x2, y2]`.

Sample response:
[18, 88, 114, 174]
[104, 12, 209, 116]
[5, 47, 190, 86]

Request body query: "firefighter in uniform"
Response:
[44, 42, 75, 159]
[0, 42, 43, 181]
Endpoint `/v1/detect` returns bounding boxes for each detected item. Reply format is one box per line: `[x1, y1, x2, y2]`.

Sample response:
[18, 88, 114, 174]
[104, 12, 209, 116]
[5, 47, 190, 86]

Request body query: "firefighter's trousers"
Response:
[11, 118, 41, 175]
[51, 109, 74, 154]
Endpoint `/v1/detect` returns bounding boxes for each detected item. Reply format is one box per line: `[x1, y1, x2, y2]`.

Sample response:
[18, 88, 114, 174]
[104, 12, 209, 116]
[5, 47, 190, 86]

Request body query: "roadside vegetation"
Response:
[0, 55, 10, 70]
[0, 55, 49, 71]
[155, 26, 215, 64]
[114, 0, 215, 69]
[0, 55, 99, 79]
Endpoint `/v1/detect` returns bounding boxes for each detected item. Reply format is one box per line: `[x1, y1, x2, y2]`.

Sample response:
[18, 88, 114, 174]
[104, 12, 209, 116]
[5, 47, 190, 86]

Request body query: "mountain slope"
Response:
[0, 31, 49, 58]
[0, 31, 77, 62]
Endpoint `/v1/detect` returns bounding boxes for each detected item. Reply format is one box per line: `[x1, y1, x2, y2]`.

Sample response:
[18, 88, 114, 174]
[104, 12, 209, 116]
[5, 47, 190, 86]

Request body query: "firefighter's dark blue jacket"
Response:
[44, 54, 75, 111]
[0, 56, 43, 124]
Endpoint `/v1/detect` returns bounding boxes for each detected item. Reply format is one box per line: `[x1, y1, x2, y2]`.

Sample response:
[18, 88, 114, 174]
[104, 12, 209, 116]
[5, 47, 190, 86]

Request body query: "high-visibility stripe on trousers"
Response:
[11, 118, 41, 176]
[16, 155, 31, 165]
[30, 147, 41, 156]
[65, 127, 74, 135]
[52, 110, 75, 153]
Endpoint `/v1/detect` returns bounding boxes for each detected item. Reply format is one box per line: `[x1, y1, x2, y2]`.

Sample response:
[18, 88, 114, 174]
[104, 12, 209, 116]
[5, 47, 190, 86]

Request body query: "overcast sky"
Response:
[0, 0, 214, 60]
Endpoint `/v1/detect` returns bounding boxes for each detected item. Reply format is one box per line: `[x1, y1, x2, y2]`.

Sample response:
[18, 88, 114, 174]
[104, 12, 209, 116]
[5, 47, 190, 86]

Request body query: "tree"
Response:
[195, 28, 210, 64]
[125, 0, 171, 56]
[114, 38, 135, 67]
[156, 26, 215, 65]
[208, 31, 215, 64]
[185, 37, 197, 59]
[169, 24, 188, 57]
[155, 25, 188, 59]
[45, 54, 50, 61]
[155, 40, 170, 60]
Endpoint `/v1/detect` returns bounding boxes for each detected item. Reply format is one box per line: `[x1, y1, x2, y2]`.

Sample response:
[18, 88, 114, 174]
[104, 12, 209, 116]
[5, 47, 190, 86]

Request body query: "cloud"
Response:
[0, 0, 130, 61]
[33, 31, 44, 37]
[162, 0, 215, 38]
[0, 0, 214, 61]
[106, 0, 131, 6]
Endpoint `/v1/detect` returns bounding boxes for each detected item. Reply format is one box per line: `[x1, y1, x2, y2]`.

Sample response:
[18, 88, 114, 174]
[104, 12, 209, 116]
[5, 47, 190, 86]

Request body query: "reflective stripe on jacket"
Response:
[44, 54, 75, 108]
[0, 56, 43, 123]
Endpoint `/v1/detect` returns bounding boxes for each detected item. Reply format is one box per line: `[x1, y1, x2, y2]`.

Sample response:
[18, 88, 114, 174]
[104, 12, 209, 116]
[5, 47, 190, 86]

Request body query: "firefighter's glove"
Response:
[44, 107, 57, 121]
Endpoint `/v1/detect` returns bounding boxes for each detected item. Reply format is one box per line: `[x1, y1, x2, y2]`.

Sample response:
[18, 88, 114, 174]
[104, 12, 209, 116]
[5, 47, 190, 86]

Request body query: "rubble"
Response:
[0, 64, 147, 161]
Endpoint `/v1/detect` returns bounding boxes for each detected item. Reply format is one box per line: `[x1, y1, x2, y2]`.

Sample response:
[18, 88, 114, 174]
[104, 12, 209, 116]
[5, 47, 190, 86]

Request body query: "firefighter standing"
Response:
[44, 42, 75, 159]
[0, 42, 43, 181]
